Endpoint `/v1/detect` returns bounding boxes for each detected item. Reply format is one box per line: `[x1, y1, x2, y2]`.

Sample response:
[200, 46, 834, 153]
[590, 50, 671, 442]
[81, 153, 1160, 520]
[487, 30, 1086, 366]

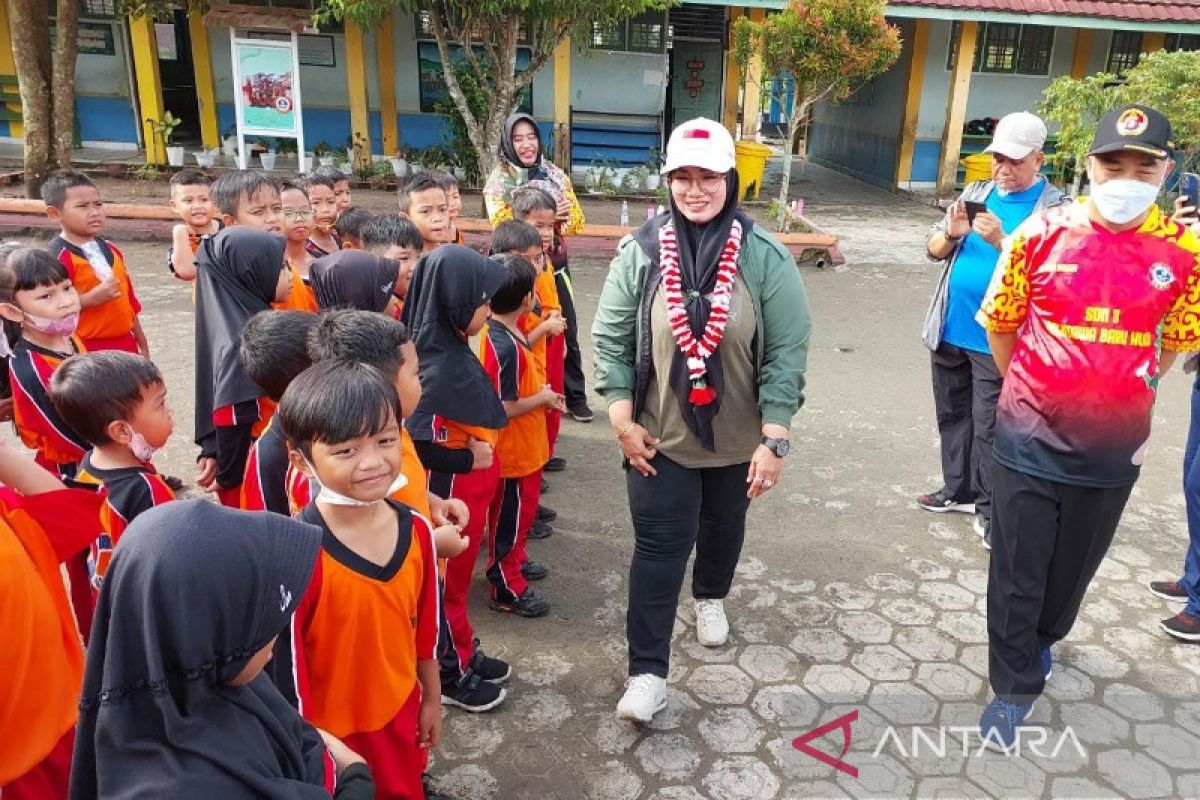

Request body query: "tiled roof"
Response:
[888, 0, 1200, 24]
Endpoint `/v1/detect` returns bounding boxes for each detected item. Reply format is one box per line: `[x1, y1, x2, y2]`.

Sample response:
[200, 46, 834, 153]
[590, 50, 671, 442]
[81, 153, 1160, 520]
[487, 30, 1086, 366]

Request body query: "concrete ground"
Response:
[12, 162, 1200, 799]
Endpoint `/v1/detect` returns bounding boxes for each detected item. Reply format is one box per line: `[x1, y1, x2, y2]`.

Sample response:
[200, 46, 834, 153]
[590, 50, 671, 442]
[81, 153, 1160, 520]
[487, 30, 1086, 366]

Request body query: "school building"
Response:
[0, 0, 1195, 194]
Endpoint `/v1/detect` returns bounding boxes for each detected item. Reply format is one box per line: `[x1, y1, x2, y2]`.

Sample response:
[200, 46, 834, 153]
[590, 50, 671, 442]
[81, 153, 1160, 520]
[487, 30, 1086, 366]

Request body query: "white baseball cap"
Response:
[984, 112, 1048, 160]
[661, 117, 736, 175]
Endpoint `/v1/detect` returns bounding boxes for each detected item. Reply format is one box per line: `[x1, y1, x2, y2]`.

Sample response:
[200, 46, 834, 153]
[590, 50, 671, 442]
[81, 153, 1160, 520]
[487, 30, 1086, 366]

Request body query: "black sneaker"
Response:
[441, 673, 507, 712]
[489, 588, 551, 618]
[470, 640, 512, 683]
[541, 478, 550, 493]
[569, 401, 594, 422]
[521, 560, 549, 581]
[536, 504, 557, 522]
[1150, 580, 1189, 601]
[528, 519, 553, 540]
[974, 515, 992, 550]
[1162, 611, 1200, 642]
[544, 457, 567, 472]
[917, 489, 975, 514]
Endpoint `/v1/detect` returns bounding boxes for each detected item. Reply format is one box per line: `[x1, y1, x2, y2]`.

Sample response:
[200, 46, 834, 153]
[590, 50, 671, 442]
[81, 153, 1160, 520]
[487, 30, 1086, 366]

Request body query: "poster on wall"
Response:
[231, 32, 304, 169]
[247, 32, 337, 68]
[234, 38, 298, 133]
[417, 42, 532, 113]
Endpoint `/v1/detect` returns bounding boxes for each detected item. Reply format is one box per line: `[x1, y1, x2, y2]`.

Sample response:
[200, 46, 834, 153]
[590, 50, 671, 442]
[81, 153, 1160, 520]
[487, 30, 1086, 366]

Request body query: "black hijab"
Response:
[70, 500, 330, 799]
[499, 112, 553, 182]
[632, 170, 753, 451]
[310, 250, 397, 313]
[401, 245, 508, 431]
[194, 227, 286, 445]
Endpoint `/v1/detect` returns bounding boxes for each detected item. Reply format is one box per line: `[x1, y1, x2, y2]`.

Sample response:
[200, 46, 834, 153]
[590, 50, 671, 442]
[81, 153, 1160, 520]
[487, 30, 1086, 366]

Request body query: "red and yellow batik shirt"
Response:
[979, 202, 1200, 487]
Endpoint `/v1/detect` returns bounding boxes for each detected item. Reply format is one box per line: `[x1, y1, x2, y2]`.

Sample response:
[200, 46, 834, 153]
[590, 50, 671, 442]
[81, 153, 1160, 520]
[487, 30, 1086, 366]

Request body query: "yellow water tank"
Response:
[735, 140, 772, 200]
[961, 153, 992, 184]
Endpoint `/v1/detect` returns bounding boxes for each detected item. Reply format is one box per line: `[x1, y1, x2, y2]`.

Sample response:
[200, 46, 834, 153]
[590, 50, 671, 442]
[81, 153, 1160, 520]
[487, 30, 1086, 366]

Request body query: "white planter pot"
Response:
[345, 148, 355, 163]
[222, 137, 237, 156]
[193, 151, 216, 168]
[258, 152, 277, 170]
[389, 158, 408, 177]
[645, 173, 661, 190]
[318, 157, 335, 167]
[166, 146, 185, 167]
[339, 162, 354, 177]
[300, 154, 313, 172]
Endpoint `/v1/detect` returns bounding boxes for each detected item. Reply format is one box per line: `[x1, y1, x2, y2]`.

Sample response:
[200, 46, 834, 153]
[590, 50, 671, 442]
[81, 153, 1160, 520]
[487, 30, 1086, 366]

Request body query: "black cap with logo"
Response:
[1088, 104, 1174, 159]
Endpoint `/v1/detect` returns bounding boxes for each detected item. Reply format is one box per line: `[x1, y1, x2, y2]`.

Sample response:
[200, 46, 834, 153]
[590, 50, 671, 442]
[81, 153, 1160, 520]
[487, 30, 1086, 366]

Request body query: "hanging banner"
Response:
[232, 37, 298, 135]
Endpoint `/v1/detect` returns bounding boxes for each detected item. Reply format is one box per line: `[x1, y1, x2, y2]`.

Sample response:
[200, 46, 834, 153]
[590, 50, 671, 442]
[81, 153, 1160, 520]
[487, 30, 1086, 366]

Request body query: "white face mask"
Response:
[1088, 176, 1161, 225]
[129, 430, 158, 462]
[303, 458, 408, 507]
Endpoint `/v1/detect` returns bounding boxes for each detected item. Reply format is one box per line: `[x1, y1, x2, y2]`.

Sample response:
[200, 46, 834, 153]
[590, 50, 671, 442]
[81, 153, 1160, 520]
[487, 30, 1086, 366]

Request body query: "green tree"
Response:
[9, 0, 81, 198]
[1037, 71, 1122, 194]
[732, 0, 900, 217]
[315, 0, 670, 178]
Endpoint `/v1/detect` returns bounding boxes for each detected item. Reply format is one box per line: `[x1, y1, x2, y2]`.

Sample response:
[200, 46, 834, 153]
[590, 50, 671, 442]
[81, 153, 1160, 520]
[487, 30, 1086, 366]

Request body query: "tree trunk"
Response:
[8, 0, 54, 198]
[50, 0, 77, 167]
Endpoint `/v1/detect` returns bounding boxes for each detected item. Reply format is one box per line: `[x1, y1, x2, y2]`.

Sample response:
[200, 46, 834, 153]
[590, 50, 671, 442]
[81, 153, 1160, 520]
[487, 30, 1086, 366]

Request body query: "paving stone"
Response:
[1050, 777, 1123, 799]
[584, 760, 644, 800]
[864, 572, 917, 593]
[894, 627, 958, 662]
[836, 752, 915, 799]
[916, 661, 983, 701]
[1060, 702, 1130, 746]
[780, 780, 851, 799]
[867, 682, 939, 725]
[1177, 772, 1200, 800]
[440, 715, 504, 760]
[646, 687, 703, 732]
[958, 644, 990, 678]
[520, 652, 574, 686]
[1174, 701, 1200, 738]
[914, 777, 989, 798]
[687, 664, 755, 705]
[1135, 723, 1200, 770]
[936, 611, 989, 644]
[1095, 557, 1132, 582]
[788, 628, 850, 662]
[432, 764, 500, 799]
[752, 684, 821, 727]
[587, 715, 641, 755]
[779, 596, 838, 627]
[635, 732, 702, 780]
[1108, 543, 1152, 567]
[737, 619, 772, 644]
[738, 644, 798, 683]
[769, 577, 817, 594]
[1103, 683, 1164, 722]
[835, 611, 893, 644]
[1066, 645, 1131, 679]
[511, 689, 574, 732]
[965, 751, 1047, 798]
[699, 707, 765, 753]
[824, 581, 876, 610]
[649, 787, 707, 800]
[878, 596, 938, 626]
[701, 756, 781, 800]
[1096, 750, 1174, 799]
[1043, 665, 1098, 703]
[735, 556, 768, 581]
[678, 637, 738, 664]
[955, 568, 989, 595]
[851, 645, 915, 682]
[906, 558, 952, 580]
[1081, 596, 1124, 624]
[803, 664, 871, 703]
[1104, 582, 1159, 610]
[767, 736, 841, 783]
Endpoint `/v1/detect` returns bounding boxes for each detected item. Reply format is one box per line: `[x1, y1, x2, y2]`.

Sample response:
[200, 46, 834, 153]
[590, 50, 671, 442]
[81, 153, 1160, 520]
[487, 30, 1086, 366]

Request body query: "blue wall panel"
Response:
[77, 96, 138, 144]
[912, 139, 941, 183]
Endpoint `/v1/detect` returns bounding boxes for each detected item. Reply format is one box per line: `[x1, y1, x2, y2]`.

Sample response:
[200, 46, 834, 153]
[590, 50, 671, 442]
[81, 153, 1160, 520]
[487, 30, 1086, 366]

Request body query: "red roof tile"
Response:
[888, 0, 1200, 24]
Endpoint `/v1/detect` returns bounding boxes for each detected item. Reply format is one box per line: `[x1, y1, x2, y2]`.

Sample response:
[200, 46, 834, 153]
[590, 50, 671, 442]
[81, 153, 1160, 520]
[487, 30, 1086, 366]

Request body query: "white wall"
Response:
[570, 45, 668, 116]
[74, 21, 130, 96]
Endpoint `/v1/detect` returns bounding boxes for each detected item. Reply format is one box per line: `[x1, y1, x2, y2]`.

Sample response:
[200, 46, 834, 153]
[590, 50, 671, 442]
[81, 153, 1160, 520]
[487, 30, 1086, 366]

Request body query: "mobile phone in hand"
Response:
[1180, 172, 1200, 214]
[963, 201, 988, 225]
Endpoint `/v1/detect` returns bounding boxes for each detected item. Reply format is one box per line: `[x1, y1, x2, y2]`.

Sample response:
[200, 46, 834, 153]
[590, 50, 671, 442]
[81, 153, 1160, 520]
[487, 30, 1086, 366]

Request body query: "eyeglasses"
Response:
[282, 208, 314, 221]
[668, 172, 726, 193]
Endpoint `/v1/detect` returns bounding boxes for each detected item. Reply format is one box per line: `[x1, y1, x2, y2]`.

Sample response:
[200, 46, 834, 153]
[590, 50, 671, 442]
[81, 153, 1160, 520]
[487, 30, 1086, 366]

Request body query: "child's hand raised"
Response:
[431, 496, 470, 530]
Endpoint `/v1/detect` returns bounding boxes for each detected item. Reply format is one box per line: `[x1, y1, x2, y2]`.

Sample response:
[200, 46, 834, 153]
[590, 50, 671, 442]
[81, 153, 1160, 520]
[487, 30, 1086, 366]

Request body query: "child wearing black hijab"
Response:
[70, 500, 374, 799]
[194, 228, 292, 507]
[401, 245, 513, 711]
[309, 250, 400, 315]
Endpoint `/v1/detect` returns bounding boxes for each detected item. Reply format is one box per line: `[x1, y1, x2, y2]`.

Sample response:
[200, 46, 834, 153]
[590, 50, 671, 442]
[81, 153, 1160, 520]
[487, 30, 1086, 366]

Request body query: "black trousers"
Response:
[931, 342, 1002, 521]
[555, 267, 587, 406]
[625, 453, 752, 677]
[987, 461, 1132, 702]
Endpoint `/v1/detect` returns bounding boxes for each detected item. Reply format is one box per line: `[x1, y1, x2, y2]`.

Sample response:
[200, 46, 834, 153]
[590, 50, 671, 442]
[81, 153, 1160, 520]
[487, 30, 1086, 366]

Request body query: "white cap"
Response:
[661, 117, 736, 175]
[984, 112, 1048, 160]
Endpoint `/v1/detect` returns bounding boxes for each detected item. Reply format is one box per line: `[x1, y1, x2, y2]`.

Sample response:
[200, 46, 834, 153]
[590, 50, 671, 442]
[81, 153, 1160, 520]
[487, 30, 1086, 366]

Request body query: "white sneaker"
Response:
[695, 599, 729, 647]
[616, 674, 667, 722]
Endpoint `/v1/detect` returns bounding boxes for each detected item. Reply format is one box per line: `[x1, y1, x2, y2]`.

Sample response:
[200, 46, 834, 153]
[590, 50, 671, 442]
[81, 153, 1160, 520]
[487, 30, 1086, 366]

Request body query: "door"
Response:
[155, 9, 201, 144]
[668, 41, 724, 128]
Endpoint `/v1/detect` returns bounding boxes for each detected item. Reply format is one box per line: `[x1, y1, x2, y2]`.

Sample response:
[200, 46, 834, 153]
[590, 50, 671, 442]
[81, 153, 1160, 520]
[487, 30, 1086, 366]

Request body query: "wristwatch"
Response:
[761, 436, 790, 458]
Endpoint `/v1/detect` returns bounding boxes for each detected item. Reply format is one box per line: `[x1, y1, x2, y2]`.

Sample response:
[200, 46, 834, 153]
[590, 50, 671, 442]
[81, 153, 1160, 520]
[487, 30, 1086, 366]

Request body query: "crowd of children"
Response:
[1, 158, 584, 799]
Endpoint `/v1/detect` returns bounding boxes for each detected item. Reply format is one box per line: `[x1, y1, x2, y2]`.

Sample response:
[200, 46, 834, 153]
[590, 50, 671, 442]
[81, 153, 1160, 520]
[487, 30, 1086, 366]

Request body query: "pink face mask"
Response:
[22, 310, 79, 337]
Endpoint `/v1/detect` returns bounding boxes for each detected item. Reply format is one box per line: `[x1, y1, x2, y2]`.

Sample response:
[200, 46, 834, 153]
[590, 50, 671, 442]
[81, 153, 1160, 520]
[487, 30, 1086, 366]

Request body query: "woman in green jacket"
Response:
[592, 118, 812, 723]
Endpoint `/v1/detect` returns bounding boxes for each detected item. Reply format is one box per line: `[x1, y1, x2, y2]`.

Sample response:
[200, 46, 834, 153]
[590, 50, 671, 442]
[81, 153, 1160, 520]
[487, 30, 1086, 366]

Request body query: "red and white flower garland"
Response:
[659, 218, 743, 406]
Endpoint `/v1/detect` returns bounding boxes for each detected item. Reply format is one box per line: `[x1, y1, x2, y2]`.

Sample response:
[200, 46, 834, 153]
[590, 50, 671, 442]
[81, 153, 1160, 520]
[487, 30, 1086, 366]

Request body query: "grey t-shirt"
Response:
[641, 275, 761, 468]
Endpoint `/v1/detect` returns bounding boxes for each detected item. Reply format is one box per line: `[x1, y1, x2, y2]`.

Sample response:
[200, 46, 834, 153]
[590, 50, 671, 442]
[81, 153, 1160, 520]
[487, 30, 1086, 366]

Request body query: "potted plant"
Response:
[148, 111, 184, 166]
[626, 166, 649, 193]
[389, 145, 410, 178]
[222, 125, 238, 157]
[332, 148, 353, 176]
[258, 137, 278, 170]
[193, 148, 217, 168]
[313, 141, 334, 167]
[644, 147, 662, 190]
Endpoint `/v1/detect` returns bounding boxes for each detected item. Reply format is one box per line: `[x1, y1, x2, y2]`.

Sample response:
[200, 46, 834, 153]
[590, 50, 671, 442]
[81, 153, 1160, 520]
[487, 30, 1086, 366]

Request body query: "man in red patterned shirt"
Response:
[976, 104, 1200, 747]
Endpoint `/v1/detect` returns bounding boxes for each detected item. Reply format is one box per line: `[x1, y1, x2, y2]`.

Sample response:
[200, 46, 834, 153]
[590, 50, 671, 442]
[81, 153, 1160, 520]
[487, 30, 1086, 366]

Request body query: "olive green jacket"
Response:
[592, 223, 812, 429]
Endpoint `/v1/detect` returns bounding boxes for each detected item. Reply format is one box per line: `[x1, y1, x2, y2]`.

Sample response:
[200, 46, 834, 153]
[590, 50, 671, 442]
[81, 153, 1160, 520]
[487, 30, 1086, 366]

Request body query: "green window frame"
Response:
[947, 22, 1054, 76]
[1106, 31, 1143, 74]
[589, 10, 666, 54]
[414, 10, 529, 45]
[1166, 33, 1200, 52]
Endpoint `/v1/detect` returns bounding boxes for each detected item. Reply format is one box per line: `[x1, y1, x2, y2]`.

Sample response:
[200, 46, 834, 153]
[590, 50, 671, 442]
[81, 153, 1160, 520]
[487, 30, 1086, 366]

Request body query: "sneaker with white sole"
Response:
[916, 489, 975, 514]
[615, 674, 667, 722]
[695, 599, 729, 647]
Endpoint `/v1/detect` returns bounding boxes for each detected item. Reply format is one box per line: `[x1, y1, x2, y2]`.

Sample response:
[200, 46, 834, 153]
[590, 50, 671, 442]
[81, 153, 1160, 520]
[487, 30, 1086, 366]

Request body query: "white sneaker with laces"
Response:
[695, 599, 729, 647]
[616, 674, 667, 722]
